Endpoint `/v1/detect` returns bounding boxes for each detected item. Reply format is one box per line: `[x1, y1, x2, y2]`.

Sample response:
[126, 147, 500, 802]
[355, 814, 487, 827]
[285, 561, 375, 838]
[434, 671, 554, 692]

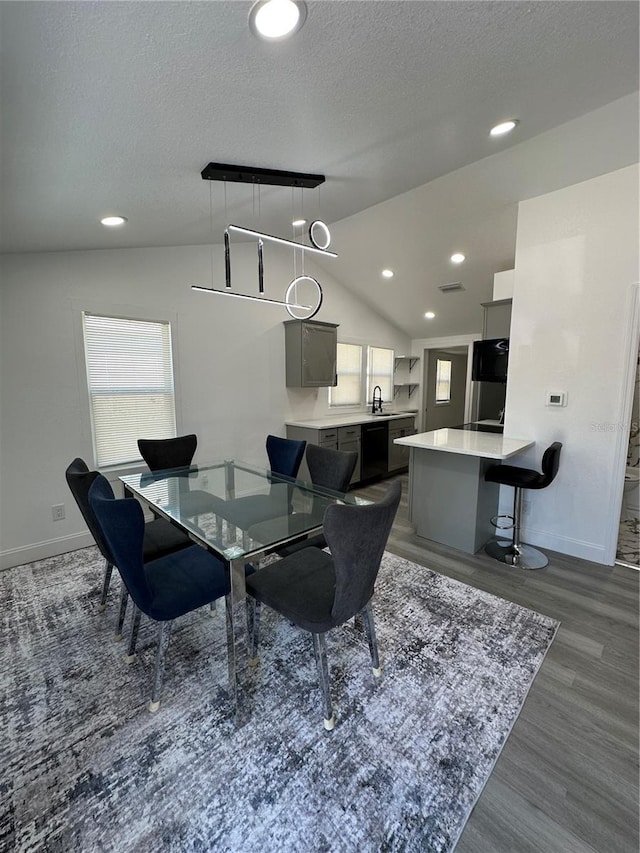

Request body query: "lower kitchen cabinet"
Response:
[286, 414, 415, 485]
[388, 417, 417, 474]
[337, 425, 361, 485]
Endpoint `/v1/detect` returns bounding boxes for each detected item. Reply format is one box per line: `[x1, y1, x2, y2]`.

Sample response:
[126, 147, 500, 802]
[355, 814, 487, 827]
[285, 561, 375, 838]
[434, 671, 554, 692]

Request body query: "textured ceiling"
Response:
[1, 1, 638, 337]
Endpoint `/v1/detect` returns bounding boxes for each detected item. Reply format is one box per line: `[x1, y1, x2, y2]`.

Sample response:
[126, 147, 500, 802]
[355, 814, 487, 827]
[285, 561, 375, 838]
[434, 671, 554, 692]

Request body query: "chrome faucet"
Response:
[372, 385, 383, 414]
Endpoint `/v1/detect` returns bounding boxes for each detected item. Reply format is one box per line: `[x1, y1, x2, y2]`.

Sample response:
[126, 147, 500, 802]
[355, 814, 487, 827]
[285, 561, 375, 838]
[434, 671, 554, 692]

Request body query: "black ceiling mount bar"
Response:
[201, 162, 325, 188]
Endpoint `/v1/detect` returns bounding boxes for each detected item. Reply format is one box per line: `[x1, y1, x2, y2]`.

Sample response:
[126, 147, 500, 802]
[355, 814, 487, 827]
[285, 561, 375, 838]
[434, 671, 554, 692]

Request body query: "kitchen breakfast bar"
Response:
[394, 428, 534, 555]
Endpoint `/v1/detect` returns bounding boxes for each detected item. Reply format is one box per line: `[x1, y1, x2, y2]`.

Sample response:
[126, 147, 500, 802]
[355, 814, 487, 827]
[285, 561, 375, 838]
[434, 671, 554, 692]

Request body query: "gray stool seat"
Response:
[484, 441, 562, 570]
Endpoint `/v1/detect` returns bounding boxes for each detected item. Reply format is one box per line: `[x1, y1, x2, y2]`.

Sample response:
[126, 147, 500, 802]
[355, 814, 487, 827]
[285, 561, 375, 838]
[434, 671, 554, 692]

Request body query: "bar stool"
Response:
[484, 441, 562, 570]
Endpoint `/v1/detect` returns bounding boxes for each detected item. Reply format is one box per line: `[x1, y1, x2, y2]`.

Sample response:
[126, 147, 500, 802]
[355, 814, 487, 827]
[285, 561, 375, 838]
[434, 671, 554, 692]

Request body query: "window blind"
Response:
[367, 346, 394, 403]
[329, 343, 363, 406]
[83, 313, 176, 467]
[435, 359, 452, 402]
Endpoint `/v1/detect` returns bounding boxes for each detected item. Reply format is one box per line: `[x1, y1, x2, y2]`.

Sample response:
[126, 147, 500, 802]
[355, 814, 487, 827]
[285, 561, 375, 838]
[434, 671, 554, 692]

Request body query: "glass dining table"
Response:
[120, 459, 369, 724]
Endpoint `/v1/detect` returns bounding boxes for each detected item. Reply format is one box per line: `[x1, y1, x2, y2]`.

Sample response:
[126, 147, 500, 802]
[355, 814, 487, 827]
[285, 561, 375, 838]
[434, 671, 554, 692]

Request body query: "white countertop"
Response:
[394, 428, 534, 460]
[285, 412, 418, 429]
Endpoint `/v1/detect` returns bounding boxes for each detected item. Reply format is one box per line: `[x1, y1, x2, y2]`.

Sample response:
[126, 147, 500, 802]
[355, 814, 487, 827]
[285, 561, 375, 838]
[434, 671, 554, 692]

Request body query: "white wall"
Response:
[505, 163, 639, 564]
[0, 244, 408, 568]
[492, 270, 515, 301]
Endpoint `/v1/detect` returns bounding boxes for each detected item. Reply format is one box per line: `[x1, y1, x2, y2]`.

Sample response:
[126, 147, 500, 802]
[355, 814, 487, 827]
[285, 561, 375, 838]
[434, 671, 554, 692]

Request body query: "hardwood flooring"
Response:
[354, 475, 639, 853]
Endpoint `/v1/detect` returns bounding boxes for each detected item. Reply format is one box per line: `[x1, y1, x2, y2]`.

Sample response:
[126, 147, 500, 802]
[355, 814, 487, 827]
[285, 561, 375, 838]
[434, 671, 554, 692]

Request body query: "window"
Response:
[82, 313, 177, 467]
[435, 358, 452, 403]
[367, 346, 394, 404]
[329, 342, 363, 407]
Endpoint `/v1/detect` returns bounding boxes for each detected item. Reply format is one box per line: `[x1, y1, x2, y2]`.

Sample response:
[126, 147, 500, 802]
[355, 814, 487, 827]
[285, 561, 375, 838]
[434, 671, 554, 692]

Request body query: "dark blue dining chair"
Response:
[65, 458, 192, 634]
[266, 434, 306, 479]
[246, 480, 401, 730]
[89, 475, 230, 712]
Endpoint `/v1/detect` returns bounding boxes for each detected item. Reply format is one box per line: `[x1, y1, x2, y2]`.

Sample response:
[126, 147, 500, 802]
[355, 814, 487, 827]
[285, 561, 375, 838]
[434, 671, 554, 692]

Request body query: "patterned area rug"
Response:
[1, 547, 558, 852]
[616, 516, 640, 567]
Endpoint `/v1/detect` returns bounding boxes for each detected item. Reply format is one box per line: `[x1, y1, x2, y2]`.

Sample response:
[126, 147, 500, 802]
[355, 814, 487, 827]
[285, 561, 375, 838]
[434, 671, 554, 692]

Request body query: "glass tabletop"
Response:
[120, 459, 370, 563]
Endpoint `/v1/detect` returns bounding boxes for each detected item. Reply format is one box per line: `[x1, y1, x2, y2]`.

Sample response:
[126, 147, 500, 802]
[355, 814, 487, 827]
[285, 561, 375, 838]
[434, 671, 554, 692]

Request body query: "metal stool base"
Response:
[485, 539, 549, 570]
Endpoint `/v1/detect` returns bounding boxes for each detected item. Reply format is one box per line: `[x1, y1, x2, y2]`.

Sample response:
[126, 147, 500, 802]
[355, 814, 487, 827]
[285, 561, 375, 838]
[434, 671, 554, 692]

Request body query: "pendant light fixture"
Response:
[191, 162, 336, 319]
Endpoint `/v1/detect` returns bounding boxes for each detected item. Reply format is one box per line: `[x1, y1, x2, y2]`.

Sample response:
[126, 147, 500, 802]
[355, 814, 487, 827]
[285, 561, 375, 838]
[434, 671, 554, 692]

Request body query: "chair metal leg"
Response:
[485, 486, 550, 570]
[115, 583, 128, 641]
[224, 593, 235, 690]
[361, 603, 382, 677]
[149, 620, 173, 713]
[312, 632, 335, 731]
[125, 607, 142, 663]
[98, 560, 113, 612]
[248, 599, 261, 667]
[209, 600, 217, 616]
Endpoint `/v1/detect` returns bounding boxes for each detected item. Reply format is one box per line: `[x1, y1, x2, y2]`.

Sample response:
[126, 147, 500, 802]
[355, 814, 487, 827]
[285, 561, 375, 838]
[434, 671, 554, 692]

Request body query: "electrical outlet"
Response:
[51, 504, 65, 521]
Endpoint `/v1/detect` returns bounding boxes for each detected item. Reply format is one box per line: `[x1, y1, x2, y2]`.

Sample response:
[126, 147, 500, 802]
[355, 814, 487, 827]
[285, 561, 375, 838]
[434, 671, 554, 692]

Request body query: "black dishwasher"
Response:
[361, 421, 389, 482]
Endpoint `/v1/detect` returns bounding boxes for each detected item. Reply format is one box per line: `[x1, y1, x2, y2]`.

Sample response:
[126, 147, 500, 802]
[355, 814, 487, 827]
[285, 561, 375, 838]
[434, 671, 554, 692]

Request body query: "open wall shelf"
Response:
[394, 356, 420, 373]
[394, 383, 419, 398]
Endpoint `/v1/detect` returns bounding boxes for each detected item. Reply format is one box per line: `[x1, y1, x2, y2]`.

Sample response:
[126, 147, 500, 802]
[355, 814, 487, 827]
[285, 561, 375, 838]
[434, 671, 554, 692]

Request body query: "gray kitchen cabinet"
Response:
[286, 425, 339, 482]
[481, 299, 512, 339]
[388, 416, 416, 473]
[337, 424, 361, 485]
[284, 320, 338, 387]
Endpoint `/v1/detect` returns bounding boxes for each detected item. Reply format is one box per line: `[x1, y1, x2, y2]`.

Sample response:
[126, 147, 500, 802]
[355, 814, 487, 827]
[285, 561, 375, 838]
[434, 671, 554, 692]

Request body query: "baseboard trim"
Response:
[0, 532, 94, 571]
[518, 524, 607, 565]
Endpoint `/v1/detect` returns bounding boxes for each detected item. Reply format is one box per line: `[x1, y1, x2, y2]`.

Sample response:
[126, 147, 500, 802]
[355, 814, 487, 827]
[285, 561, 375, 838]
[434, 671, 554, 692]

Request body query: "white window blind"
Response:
[83, 313, 176, 467]
[435, 358, 452, 403]
[367, 346, 394, 403]
[329, 343, 363, 407]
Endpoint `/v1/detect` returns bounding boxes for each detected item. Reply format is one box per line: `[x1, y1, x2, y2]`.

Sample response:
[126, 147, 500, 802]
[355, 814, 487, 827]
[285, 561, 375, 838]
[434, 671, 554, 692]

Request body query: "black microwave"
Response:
[472, 338, 509, 383]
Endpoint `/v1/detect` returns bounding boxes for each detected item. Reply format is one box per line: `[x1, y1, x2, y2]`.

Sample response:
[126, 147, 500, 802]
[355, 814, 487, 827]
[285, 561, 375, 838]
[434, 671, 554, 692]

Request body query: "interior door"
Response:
[424, 350, 468, 431]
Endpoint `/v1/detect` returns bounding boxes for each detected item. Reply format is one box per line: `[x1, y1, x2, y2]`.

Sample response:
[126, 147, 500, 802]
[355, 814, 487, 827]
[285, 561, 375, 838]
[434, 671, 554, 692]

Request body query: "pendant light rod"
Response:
[201, 162, 324, 189]
[191, 286, 311, 310]
[227, 224, 337, 258]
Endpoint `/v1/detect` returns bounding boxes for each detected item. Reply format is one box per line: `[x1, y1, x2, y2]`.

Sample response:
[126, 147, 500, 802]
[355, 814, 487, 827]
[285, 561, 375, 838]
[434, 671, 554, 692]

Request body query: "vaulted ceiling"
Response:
[1, 1, 638, 337]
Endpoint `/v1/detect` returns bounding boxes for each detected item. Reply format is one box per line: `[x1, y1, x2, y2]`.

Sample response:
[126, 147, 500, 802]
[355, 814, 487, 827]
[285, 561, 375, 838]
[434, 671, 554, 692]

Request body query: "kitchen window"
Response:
[367, 346, 394, 404]
[435, 358, 452, 403]
[329, 342, 363, 407]
[82, 313, 177, 467]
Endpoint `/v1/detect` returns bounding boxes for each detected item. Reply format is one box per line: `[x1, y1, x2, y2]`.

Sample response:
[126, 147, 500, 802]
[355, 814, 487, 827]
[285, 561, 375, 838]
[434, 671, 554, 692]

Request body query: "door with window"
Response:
[424, 349, 467, 431]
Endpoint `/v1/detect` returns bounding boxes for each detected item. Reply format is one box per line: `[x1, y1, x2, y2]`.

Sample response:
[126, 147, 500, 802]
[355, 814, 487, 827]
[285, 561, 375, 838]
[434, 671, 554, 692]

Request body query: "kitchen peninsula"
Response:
[394, 428, 534, 554]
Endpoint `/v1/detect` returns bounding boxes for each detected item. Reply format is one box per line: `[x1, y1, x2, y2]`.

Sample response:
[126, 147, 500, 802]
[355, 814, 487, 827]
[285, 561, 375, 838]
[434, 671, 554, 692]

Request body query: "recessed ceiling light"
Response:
[490, 119, 519, 137]
[450, 252, 465, 264]
[292, 219, 306, 227]
[424, 311, 436, 319]
[381, 269, 394, 279]
[249, 0, 307, 41]
[100, 215, 127, 227]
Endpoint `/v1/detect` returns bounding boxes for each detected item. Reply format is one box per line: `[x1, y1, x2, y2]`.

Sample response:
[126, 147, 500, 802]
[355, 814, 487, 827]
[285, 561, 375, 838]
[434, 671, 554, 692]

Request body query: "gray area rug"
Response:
[1, 547, 558, 852]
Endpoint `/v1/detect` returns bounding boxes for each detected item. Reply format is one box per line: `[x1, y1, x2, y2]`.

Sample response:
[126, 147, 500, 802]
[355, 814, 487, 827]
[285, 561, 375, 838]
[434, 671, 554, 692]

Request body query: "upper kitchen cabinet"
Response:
[284, 320, 338, 387]
[481, 299, 512, 339]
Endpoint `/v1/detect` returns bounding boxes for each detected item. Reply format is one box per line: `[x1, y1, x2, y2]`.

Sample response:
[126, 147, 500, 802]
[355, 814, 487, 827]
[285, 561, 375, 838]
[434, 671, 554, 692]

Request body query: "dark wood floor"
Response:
[354, 475, 639, 853]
